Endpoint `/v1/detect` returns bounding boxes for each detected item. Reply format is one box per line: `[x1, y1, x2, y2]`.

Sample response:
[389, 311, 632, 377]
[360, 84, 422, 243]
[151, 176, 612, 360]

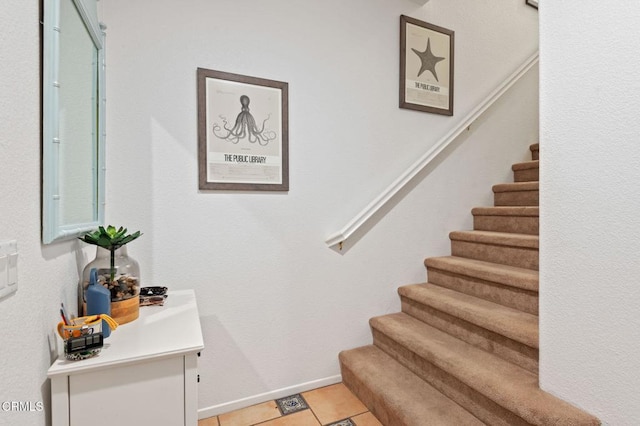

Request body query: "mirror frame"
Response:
[42, 0, 106, 244]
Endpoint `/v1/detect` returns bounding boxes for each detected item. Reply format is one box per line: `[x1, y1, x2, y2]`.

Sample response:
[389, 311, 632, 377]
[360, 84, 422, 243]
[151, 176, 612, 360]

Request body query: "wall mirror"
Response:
[42, 0, 105, 244]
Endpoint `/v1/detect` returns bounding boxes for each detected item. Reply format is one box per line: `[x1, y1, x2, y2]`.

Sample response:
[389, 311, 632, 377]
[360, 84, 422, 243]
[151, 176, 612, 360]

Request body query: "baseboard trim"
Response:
[198, 374, 343, 419]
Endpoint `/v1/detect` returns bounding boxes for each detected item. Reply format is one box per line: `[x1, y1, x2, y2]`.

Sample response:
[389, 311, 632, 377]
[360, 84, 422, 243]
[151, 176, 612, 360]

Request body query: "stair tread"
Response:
[449, 230, 539, 249]
[425, 256, 538, 292]
[512, 160, 539, 171]
[493, 181, 539, 193]
[340, 345, 483, 426]
[371, 313, 600, 425]
[399, 284, 538, 347]
[471, 206, 539, 217]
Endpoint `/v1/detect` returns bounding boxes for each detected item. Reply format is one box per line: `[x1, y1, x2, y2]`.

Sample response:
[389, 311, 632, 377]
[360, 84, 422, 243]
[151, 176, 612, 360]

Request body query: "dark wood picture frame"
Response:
[400, 15, 454, 116]
[526, 0, 538, 9]
[197, 68, 289, 191]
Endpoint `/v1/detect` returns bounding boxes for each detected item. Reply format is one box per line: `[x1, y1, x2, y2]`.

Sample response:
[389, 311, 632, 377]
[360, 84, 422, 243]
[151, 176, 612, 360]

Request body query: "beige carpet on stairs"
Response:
[339, 143, 601, 426]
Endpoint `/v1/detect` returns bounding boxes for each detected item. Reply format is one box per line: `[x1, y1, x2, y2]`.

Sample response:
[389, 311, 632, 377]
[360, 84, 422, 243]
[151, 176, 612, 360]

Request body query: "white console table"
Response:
[48, 290, 204, 426]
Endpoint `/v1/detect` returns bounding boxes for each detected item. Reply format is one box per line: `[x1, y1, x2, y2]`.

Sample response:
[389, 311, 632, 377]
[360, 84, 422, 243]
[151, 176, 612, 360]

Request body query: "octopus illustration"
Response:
[212, 95, 277, 146]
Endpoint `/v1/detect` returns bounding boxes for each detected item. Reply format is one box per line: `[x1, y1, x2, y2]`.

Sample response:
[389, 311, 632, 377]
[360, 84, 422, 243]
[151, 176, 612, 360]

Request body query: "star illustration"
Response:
[411, 38, 445, 81]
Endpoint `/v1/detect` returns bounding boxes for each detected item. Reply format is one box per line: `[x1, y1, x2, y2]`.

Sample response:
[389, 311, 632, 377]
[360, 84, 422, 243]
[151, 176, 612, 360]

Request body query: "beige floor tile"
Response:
[259, 409, 320, 426]
[218, 400, 281, 426]
[302, 383, 367, 425]
[198, 416, 219, 426]
[351, 412, 383, 426]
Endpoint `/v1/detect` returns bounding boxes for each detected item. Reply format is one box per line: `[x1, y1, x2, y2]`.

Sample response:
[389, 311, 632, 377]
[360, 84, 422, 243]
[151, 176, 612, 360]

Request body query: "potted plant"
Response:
[79, 226, 143, 324]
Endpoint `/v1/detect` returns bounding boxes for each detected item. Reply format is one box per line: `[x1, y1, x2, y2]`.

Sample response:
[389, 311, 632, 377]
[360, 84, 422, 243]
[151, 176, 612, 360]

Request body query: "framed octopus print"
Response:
[197, 68, 289, 191]
[400, 15, 454, 116]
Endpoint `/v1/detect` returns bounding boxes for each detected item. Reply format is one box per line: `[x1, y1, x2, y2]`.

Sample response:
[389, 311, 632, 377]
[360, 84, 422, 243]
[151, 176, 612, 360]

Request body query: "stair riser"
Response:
[451, 240, 539, 270]
[400, 297, 538, 373]
[427, 269, 538, 315]
[513, 168, 539, 182]
[340, 361, 402, 426]
[340, 347, 486, 426]
[372, 329, 531, 426]
[473, 215, 538, 235]
[494, 190, 539, 206]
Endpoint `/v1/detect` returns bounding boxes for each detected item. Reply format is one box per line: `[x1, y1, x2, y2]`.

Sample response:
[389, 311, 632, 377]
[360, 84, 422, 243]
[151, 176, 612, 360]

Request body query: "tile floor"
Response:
[198, 383, 383, 426]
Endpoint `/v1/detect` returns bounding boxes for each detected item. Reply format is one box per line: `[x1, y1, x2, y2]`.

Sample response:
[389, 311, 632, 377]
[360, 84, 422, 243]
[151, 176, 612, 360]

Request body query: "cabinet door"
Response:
[69, 357, 185, 426]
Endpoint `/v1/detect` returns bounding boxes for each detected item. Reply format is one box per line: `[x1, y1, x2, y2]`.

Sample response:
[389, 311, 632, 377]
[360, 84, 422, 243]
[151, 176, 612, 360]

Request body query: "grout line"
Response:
[351, 409, 369, 418]
[308, 406, 322, 425]
[315, 409, 370, 426]
[250, 414, 285, 425]
[344, 410, 370, 426]
[327, 417, 352, 426]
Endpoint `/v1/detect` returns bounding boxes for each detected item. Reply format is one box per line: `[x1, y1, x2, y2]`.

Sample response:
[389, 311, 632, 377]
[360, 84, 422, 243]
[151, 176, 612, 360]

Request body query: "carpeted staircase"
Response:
[339, 144, 600, 425]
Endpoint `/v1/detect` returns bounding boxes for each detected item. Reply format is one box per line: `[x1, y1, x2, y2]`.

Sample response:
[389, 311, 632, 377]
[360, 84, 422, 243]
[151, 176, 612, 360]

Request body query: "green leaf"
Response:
[106, 225, 118, 237]
[78, 225, 143, 251]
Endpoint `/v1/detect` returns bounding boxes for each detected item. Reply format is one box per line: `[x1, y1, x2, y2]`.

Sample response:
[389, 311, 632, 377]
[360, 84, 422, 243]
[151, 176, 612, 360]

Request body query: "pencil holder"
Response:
[57, 315, 118, 360]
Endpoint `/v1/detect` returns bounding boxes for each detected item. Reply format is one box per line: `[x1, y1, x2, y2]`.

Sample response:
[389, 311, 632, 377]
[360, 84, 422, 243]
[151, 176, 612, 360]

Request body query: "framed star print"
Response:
[400, 15, 454, 116]
[197, 68, 289, 191]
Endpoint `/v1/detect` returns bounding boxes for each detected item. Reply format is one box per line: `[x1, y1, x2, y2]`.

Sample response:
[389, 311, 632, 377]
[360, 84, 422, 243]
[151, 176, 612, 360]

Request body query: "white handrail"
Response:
[326, 51, 539, 250]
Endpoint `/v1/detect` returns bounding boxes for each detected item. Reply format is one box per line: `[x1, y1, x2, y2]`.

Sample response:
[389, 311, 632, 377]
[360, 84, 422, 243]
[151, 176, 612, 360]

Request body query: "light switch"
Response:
[8, 253, 17, 286]
[0, 240, 17, 298]
[0, 254, 7, 294]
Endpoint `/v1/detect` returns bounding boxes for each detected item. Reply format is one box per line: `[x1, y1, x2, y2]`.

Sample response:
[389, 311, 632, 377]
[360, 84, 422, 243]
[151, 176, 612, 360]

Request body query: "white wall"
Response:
[0, 2, 95, 426]
[102, 0, 538, 416]
[540, 2, 640, 425]
[0, 2, 536, 425]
